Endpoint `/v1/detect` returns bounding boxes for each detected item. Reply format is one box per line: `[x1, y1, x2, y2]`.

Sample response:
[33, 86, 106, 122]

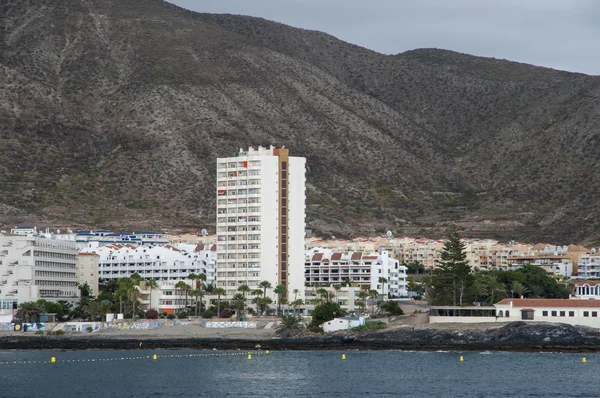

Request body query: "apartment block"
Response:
[76, 252, 100, 297]
[216, 145, 306, 302]
[0, 233, 79, 314]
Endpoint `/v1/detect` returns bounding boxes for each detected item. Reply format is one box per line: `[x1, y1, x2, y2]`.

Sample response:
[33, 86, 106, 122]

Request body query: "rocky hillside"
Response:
[1, 0, 599, 243]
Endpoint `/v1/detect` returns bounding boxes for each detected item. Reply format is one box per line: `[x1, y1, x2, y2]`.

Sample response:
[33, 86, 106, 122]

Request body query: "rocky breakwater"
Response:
[1, 322, 600, 352]
[350, 322, 600, 352]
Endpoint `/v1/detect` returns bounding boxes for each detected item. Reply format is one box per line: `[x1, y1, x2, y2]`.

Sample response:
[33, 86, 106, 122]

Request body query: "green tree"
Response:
[192, 289, 203, 317]
[275, 315, 304, 338]
[316, 288, 329, 301]
[291, 299, 304, 315]
[510, 280, 529, 298]
[232, 293, 246, 321]
[369, 289, 379, 315]
[83, 300, 103, 321]
[310, 301, 343, 327]
[431, 225, 472, 305]
[238, 284, 251, 298]
[483, 275, 507, 304]
[175, 281, 192, 309]
[292, 289, 300, 301]
[213, 288, 226, 318]
[259, 281, 272, 300]
[252, 289, 263, 314]
[17, 301, 44, 323]
[378, 277, 388, 298]
[274, 284, 287, 315]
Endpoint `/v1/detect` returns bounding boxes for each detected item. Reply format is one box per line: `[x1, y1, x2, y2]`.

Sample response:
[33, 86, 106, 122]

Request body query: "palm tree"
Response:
[325, 291, 336, 303]
[357, 291, 368, 314]
[192, 289, 203, 317]
[378, 277, 388, 298]
[511, 281, 529, 298]
[213, 288, 226, 318]
[259, 297, 273, 315]
[291, 299, 304, 315]
[484, 275, 507, 304]
[145, 279, 158, 310]
[275, 315, 304, 338]
[274, 284, 287, 315]
[238, 284, 251, 298]
[175, 281, 191, 310]
[316, 288, 329, 301]
[232, 293, 246, 321]
[252, 289, 263, 314]
[204, 283, 215, 295]
[18, 302, 44, 323]
[259, 281, 272, 301]
[293, 289, 300, 301]
[369, 289, 379, 315]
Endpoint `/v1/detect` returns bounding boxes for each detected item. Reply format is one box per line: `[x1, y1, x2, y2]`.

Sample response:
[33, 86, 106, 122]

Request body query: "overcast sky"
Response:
[167, 0, 599, 75]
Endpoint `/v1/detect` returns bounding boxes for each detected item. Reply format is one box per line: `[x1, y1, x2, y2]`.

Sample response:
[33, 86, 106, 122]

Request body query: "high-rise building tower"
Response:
[216, 146, 306, 303]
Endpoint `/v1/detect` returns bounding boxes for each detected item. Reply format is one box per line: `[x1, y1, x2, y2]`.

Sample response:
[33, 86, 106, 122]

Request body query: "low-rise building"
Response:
[84, 244, 216, 285]
[76, 252, 100, 297]
[430, 299, 600, 328]
[503, 255, 573, 277]
[304, 249, 407, 297]
[572, 280, 600, 299]
[322, 316, 365, 333]
[577, 254, 600, 279]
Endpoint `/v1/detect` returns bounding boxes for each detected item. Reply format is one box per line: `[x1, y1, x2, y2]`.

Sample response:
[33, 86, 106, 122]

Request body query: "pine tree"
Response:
[432, 225, 472, 306]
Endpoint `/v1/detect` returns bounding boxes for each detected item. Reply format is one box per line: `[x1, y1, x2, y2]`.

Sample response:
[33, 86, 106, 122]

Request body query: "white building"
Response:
[75, 230, 170, 249]
[216, 146, 306, 303]
[322, 316, 365, 333]
[0, 234, 79, 316]
[577, 254, 600, 279]
[76, 252, 100, 297]
[85, 244, 216, 285]
[304, 249, 408, 297]
[572, 280, 600, 299]
[430, 299, 600, 328]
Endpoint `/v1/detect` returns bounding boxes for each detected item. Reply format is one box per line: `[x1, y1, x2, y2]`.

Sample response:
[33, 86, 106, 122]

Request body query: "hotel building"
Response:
[216, 146, 306, 302]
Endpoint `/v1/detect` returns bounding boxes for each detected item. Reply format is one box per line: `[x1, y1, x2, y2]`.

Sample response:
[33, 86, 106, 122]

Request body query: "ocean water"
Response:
[0, 349, 597, 397]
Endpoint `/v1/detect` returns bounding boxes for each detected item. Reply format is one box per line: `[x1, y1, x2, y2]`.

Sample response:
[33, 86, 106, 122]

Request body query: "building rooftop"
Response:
[496, 299, 600, 308]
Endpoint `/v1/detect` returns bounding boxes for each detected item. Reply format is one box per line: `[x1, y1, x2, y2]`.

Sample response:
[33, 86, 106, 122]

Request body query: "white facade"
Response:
[572, 281, 600, 299]
[577, 254, 600, 279]
[0, 234, 79, 315]
[84, 244, 216, 284]
[216, 146, 306, 303]
[430, 299, 600, 328]
[322, 316, 365, 333]
[305, 249, 408, 297]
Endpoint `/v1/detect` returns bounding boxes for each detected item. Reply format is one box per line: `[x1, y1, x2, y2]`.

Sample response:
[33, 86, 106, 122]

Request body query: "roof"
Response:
[78, 252, 99, 256]
[210, 244, 216, 252]
[311, 253, 324, 262]
[574, 281, 600, 287]
[363, 255, 378, 260]
[331, 253, 342, 261]
[351, 252, 362, 261]
[496, 299, 600, 308]
[194, 244, 205, 252]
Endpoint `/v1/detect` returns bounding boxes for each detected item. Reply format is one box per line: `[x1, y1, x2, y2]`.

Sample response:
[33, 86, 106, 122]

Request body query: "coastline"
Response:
[2, 322, 600, 353]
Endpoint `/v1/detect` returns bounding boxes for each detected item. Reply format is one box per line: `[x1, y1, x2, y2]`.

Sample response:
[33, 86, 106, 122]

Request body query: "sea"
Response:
[0, 349, 597, 397]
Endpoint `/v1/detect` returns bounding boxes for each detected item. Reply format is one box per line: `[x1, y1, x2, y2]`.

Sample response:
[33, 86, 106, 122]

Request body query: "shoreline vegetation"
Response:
[2, 322, 600, 353]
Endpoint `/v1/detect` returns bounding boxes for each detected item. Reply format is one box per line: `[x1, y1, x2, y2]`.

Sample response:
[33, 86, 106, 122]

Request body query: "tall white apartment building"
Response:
[0, 234, 79, 314]
[216, 145, 306, 302]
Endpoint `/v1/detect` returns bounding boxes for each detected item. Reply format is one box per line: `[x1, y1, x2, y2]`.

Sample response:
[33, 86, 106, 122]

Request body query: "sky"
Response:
[167, 0, 600, 75]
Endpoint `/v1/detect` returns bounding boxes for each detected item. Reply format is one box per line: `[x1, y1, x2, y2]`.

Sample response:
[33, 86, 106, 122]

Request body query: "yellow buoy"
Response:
[248, 354, 252, 360]
[342, 354, 346, 360]
[51, 357, 56, 363]
[460, 356, 464, 362]
[265, 350, 269, 355]
[153, 354, 157, 360]
[582, 357, 587, 363]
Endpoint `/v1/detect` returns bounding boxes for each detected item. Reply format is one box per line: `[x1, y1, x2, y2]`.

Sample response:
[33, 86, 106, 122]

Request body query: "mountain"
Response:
[1, 0, 599, 244]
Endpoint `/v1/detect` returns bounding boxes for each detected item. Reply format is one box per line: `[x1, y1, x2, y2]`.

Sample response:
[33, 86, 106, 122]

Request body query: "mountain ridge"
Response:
[1, 0, 599, 244]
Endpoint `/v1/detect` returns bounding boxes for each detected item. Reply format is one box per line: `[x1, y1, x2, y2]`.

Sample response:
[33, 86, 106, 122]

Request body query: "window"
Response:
[542, 311, 548, 317]
[569, 311, 575, 317]
[521, 310, 534, 320]
[559, 311, 565, 317]
[551, 311, 557, 316]
[593, 312, 598, 317]
[584, 311, 589, 317]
